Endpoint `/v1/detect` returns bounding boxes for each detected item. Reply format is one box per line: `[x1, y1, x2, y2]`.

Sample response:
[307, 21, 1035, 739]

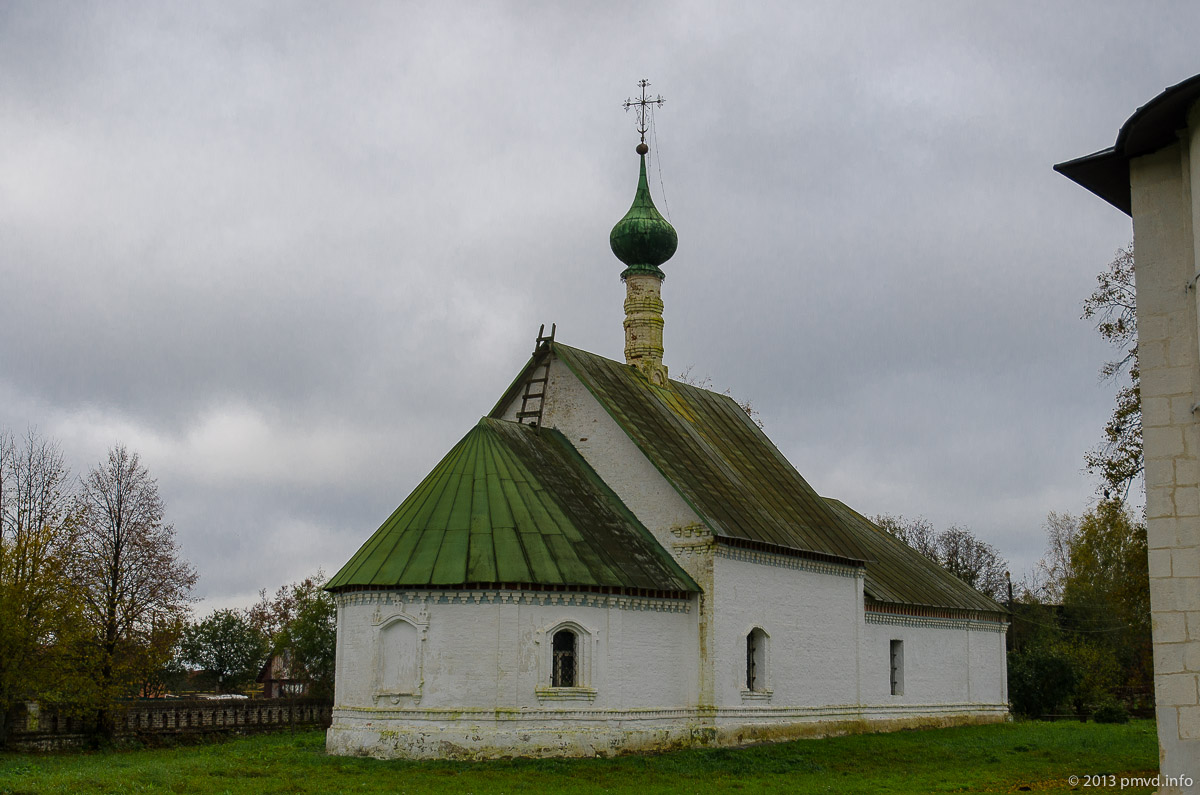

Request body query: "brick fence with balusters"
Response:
[6, 697, 333, 750]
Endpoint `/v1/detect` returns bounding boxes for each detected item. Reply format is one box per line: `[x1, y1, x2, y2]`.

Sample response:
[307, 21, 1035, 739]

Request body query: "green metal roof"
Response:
[822, 498, 1005, 614]
[609, 153, 678, 280]
[537, 343, 871, 560]
[492, 341, 1004, 615]
[327, 417, 698, 594]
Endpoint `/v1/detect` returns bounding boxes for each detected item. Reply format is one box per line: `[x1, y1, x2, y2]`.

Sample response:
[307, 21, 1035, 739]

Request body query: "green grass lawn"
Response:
[0, 719, 1158, 795]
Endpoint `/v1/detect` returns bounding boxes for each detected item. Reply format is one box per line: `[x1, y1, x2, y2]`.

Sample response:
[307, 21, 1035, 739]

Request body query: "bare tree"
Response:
[873, 514, 939, 560]
[875, 514, 1009, 602]
[936, 526, 1008, 602]
[1023, 511, 1079, 603]
[75, 444, 196, 715]
[0, 430, 84, 745]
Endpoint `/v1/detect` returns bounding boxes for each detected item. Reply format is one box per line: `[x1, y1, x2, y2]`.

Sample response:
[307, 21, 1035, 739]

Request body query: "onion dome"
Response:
[609, 151, 678, 280]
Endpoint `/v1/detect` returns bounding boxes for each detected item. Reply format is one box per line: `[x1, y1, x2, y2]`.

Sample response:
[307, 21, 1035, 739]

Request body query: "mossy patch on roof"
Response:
[541, 343, 872, 561]
[327, 417, 698, 594]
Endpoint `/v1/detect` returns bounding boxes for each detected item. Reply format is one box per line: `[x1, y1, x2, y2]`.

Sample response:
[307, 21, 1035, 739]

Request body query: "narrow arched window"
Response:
[552, 629, 576, 687]
[746, 628, 768, 691]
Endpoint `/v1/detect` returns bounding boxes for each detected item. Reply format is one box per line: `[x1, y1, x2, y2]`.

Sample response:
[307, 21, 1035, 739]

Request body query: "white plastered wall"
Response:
[710, 551, 861, 710]
[328, 589, 700, 758]
[858, 616, 1007, 714]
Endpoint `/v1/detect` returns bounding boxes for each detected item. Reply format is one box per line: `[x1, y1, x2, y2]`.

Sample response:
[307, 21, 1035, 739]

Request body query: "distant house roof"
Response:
[493, 341, 1004, 615]
[327, 417, 699, 596]
[1055, 73, 1200, 215]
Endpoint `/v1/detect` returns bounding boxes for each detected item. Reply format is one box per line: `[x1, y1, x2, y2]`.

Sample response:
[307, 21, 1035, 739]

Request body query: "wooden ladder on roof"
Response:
[516, 323, 555, 427]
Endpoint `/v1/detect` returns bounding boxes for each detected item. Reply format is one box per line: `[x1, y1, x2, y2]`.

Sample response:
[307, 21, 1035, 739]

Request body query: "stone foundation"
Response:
[325, 704, 1008, 759]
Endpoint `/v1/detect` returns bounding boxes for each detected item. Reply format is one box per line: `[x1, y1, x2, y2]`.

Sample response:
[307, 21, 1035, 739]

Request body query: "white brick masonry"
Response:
[1122, 107, 1200, 791]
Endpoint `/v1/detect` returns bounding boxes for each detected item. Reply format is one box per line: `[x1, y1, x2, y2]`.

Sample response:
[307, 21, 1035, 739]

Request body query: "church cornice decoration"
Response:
[714, 541, 863, 580]
[864, 605, 1008, 633]
[336, 587, 692, 614]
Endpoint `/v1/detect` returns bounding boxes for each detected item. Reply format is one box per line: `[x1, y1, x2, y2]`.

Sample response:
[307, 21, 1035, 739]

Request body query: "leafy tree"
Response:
[1007, 642, 1077, 718]
[0, 430, 90, 745]
[182, 609, 268, 693]
[1062, 499, 1152, 702]
[1082, 244, 1140, 500]
[135, 618, 188, 698]
[74, 445, 196, 732]
[874, 515, 1009, 601]
[278, 579, 336, 698]
[250, 573, 337, 698]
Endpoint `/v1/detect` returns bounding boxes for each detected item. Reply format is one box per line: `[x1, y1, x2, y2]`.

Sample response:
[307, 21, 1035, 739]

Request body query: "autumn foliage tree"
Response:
[75, 445, 195, 731]
[1008, 502, 1152, 717]
[249, 572, 337, 697]
[1062, 500, 1152, 703]
[0, 430, 90, 745]
[1082, 244, 1140, 500]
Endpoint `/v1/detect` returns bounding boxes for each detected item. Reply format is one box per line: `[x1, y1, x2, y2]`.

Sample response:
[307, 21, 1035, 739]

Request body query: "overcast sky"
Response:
[2, 1, 1191, 611]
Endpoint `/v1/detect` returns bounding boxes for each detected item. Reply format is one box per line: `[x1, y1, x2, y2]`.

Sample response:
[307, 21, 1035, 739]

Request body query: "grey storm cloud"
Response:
[0, 0, 1187, 608]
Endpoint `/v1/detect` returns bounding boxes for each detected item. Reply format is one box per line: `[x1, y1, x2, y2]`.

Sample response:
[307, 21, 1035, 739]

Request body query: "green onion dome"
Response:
[609, 152, 677, 279]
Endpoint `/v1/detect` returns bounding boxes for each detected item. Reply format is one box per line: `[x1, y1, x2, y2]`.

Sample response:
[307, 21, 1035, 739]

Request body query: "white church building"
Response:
[325, 126, 1009, 759]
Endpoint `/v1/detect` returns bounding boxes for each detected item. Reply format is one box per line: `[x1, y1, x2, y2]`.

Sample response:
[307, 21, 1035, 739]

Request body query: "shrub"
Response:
[1008, 646, 1077, 718]
[1092, 699, 1130, 724]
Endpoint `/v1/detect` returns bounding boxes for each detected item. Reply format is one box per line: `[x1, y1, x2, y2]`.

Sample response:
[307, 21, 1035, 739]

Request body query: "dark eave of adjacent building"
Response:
[1054, 73, 1200, 216]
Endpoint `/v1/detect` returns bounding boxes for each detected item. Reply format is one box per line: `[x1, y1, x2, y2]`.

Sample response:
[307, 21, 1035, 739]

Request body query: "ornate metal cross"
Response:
[623, 79, 665, 146]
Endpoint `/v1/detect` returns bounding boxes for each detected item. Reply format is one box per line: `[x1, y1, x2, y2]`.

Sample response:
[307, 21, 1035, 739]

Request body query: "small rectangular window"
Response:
[890, 639, 904, 696]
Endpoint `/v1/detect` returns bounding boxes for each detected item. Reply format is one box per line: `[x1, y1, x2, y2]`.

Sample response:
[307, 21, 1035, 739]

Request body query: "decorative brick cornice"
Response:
[715, 543, 862, 579]
[336, 588, 692, 614]
[864, 607, 1007, 632]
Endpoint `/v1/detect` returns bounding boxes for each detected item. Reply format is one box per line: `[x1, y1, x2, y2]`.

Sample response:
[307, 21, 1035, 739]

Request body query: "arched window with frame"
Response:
[552, 629, 577, 687]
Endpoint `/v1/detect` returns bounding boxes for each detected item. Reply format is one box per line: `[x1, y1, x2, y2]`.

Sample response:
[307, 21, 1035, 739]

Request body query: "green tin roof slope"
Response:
[492, 341, 1003, 614]
[327, 417, 698, 594]
[543, 343, 874, 562]
[822, 498, 1005, 614]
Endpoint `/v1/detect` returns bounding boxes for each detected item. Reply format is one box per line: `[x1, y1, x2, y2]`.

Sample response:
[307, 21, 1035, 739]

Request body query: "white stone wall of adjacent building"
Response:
[1128, 114, 1200, 790]
[327, 589, 701, 759]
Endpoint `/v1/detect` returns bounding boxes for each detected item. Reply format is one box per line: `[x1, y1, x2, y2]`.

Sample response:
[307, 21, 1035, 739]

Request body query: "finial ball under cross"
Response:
[623, 78, 665, 153]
